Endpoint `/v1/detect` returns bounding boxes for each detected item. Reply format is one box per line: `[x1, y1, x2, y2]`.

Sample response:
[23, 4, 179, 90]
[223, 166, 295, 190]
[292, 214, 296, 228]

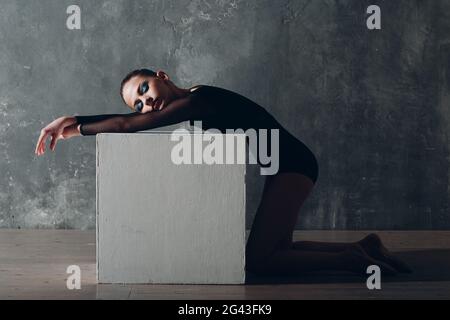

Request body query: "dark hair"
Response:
[120, 68, 157, 106]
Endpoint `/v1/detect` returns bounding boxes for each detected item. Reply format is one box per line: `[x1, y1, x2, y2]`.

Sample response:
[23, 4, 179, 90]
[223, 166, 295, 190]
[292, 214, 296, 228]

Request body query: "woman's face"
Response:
[122, 73, 173, 113]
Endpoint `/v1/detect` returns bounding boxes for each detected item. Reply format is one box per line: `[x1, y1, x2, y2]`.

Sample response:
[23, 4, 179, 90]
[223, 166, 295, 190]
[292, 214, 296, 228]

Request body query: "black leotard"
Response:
[75, 85, 319, 183]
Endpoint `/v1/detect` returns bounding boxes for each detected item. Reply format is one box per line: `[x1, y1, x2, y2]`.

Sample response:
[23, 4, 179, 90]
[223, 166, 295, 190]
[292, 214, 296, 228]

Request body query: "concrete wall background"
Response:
[0, 0, 449, 230]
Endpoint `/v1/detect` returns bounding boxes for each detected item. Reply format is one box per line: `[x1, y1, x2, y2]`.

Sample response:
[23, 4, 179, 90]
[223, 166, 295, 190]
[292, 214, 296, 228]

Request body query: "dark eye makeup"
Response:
[139, 81, 149, 95]
[134, 81, 149, 112]
[134, 100, 144, 112]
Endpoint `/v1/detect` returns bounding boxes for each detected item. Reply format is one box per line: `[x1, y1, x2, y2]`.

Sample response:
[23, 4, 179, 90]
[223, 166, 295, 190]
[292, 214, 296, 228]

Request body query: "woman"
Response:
[35, 68, 411, 276]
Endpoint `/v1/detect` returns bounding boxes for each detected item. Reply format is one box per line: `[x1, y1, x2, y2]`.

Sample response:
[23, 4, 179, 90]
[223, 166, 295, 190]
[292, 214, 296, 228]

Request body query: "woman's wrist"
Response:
[61, 123, 82, 139]
[64, 116, 78, 126]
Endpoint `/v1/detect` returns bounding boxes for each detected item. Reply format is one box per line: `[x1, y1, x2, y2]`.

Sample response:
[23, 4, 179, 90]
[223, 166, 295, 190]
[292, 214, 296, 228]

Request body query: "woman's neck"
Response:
[168, 80, 203, 99]
[169, 82, 196, 98]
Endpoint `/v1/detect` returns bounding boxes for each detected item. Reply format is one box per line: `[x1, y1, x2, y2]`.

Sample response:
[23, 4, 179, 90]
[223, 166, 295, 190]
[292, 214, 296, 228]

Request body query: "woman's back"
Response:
[189, 85, 277, 131]
[188, 85, 319, 183]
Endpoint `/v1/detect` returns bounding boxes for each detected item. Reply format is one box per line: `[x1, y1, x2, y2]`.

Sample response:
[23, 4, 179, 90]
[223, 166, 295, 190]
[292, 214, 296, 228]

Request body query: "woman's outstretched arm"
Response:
[78, 95, 202, 136]
[75, 113, 139, 125]
[35, 93, 205, 156]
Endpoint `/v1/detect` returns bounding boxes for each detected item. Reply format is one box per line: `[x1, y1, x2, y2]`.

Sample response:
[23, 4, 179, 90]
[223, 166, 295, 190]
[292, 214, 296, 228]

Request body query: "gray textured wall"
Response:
[0, 0, 449, 230]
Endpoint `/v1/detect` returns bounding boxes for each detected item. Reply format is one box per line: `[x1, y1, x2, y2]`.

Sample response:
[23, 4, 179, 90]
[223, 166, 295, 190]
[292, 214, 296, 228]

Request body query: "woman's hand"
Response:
[61, 123, 82, 140]
[35, 116, 79, 156]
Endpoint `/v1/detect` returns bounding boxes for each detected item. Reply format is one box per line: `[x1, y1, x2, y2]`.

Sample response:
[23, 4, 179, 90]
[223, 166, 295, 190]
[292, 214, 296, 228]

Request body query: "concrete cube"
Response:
[96, 132, 246, 284]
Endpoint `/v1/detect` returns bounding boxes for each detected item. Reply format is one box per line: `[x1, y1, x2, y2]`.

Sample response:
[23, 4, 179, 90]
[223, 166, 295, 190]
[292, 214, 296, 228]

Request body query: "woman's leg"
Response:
[291, 240, 356, 252]
[291, 235, 412, 273]
[245, 173, 398, 276]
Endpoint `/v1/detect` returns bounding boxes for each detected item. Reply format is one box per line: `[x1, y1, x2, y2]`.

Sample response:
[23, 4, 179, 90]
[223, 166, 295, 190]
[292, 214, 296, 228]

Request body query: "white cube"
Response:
[96, 132, 246, 284]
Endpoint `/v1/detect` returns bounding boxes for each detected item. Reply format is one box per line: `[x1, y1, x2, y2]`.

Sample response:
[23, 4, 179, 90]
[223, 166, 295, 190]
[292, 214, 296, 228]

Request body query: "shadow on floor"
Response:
[245, 249, 450, 284]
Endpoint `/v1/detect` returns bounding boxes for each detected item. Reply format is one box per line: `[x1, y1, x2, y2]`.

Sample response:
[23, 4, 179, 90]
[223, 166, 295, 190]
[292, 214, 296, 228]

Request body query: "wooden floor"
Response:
[0, 229, 449, 299]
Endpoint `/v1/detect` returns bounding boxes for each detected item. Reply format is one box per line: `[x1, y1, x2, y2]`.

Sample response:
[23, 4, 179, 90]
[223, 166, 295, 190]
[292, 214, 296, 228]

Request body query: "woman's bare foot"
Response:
[341, 244, 398, 276]
[358, 233, 412, 274]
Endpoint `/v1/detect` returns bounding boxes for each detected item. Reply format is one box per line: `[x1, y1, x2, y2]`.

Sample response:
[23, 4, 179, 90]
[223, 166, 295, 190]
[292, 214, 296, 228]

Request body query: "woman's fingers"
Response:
[40, 132, 48, 154]
[35, 129, 46, 155]
[36, 119, 69, 155]
[36, 129, 50, 156]
[49, 134, 55, 151]
[39, 135, 46, 155]
[49, 133, 59, 151]
[36, 130, 47, 155]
